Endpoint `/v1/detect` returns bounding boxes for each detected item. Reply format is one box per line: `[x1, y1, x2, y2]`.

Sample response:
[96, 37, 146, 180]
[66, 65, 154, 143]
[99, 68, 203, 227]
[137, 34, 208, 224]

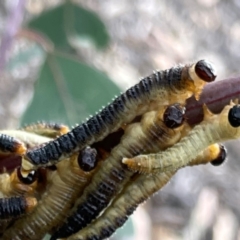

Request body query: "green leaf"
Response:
[7, 41, 45, 75]
[21, 52, 120, 126]
[27, 2, 109, 51]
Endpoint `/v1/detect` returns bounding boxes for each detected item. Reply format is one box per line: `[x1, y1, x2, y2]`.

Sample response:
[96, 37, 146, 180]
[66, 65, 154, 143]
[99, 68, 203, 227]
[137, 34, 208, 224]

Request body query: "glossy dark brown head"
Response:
[78, 147, 98, 172]
[211, 144, 227, 166]
[228, 105, 240, 127]
[195, 60, 216, 82]
[17, 167, 38, 184]
[163, 104, 185, 129]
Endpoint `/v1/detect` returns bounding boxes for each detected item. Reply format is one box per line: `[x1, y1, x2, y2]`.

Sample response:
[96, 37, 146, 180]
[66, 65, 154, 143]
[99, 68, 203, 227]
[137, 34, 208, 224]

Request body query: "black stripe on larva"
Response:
[86, 235, 100, 240]
[125, 87, 138, 100]
[99, 225, 116, 239]
[52, 178, 120, 239]
[0, 197, 26, 219]
[99, 107, 115, 126]
[112, 96, 125, 113]
[71, 125, 88, 144]
[44, 141, 62, 160]
[0, 134, 18, 152]
[87, 117, 102, 136]
[111, 168, 126, 181]
[57, 133, 77, 154]
[139, 77, 152, 94]
[26, 148, 48, 165]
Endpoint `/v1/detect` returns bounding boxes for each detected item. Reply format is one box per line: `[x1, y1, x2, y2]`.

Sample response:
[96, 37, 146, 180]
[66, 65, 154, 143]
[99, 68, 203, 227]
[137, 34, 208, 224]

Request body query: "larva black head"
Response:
[163, 104, 185, 129]
[17, 167, 38, 185]
[211, 144, 227, 166]
[195, 60, 216, 82]
[78, 147, 98, 172]
[228, 105, 240, 127]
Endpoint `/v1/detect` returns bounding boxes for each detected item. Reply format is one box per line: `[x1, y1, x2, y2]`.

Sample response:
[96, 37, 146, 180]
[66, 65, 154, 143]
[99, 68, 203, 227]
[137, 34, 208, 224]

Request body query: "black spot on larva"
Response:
[195, 60, 216, 82]
[228, 105, 240, 127]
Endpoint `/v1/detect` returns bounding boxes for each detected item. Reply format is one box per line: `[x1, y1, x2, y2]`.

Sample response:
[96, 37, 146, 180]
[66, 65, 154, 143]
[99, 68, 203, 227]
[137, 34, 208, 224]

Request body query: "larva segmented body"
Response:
[50, 104, 187, 239]
[70, 143, 226, 240]
[22, 60, 216, 171]
[2, 148, 98, 240]
[0, 196, 36, 220]
[0, 134, 26, 156]
[21, 122, 69, 138]
[123, 102, 239, 173]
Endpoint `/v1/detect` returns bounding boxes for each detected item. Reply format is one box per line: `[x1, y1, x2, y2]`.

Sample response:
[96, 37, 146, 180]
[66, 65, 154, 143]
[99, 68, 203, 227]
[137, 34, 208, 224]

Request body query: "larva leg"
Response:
[50, 104, 187, 240]
[0, 196, 36, 220]
[21, 60, 215, 171]
[123, 103, 240, 173]
[20, 122, 69, 138]
[2, 148, 98, 240]
[70, 144, 226, 240]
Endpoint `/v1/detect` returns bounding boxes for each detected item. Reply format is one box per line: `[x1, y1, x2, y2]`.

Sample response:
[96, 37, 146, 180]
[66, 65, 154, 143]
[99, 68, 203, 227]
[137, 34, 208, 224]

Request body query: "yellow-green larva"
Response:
[67, 143, 225, 240]
[123, 102, 239, 173]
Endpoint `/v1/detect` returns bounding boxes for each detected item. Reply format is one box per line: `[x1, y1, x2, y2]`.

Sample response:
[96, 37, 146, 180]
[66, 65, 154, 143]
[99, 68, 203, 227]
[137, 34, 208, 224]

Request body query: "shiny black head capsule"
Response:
[78, 147, 98, 172]
[195, 60, 216, 82]
[211, 144, 227, 166]
[228, 105, 240, 127]
[17, 168, 38, 185]
[163, 104, 185, 129]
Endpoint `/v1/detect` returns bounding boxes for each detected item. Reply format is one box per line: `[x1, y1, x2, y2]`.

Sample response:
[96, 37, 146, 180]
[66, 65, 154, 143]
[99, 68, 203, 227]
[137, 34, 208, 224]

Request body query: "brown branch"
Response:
[186, 76, 240, 125]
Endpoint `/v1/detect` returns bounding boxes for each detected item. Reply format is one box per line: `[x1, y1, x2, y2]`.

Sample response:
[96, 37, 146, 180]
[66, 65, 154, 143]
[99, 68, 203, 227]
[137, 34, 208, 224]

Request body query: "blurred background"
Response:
[1, 0, 240, 239]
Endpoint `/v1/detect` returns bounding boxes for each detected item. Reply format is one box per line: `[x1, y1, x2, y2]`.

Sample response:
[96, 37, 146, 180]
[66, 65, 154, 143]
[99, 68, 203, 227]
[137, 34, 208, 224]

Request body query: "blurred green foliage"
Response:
[20, 1, 119, 126]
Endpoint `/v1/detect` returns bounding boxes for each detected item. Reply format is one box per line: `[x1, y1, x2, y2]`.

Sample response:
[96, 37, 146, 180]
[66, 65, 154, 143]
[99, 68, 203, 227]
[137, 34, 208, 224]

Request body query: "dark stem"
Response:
[186, 76, 240, 125]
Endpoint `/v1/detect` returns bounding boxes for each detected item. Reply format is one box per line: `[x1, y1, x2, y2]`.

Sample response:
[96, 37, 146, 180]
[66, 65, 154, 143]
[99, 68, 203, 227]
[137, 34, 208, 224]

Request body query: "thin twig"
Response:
[186, 76, 240, 125]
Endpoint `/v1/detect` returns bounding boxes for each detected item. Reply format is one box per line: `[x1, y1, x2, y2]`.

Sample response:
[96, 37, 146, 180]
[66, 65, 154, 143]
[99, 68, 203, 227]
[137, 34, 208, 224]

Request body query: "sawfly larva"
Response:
[50, 103, 187, 240]
[68, 143, 226, 240]
[21, 60, 216, 172]
[2, 147, 99, 240]
[123, 102, 238, 174]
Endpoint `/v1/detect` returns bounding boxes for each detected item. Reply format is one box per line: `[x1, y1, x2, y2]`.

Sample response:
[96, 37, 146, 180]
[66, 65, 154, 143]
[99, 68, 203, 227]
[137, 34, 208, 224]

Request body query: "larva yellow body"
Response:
[123, 103, 239, 173]
[51, 104, 187, 239]
[20, 122, 69, 138]
[2, 152, 98, 240]
[68, 143, 225, 240]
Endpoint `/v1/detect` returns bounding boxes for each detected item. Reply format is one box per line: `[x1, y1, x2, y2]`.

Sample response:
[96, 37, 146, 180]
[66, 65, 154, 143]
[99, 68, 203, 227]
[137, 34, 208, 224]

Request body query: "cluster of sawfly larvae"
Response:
[1, 59, 239, 240]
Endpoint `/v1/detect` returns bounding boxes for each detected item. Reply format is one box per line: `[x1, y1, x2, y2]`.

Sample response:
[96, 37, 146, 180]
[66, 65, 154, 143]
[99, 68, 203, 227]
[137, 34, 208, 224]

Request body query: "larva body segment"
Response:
[20, 122, 69, 138]
[71, 143, 226, 240]
[50, 104, 187, 240]
[123, 103, 240, 173]
[67, 171, 174, 240]
[2, 150, 98, 240]
[0, 134, 26, 156]
[22, 60, 216, 171]
[0, 196, 37, 220]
